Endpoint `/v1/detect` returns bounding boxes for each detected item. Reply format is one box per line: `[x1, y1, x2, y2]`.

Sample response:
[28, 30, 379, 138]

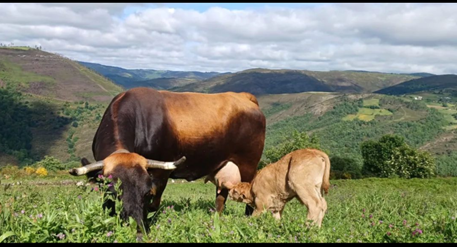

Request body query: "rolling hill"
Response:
[0, 48, 122, 102]
[172, 68, 421, 95]
[374, 74, 457, 95]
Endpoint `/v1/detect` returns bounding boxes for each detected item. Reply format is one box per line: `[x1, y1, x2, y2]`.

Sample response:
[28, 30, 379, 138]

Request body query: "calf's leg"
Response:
[294, 184, 324, 227]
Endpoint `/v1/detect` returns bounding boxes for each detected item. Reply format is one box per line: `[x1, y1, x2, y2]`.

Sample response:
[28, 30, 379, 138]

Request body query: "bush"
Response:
[1, 164, 18, 179]
[24, 166, 36, 175]
[35, 167, 48, 176]
[33, 155, 65, 172]
[361, 134, 436, 178]
[385, 146, 436, 179]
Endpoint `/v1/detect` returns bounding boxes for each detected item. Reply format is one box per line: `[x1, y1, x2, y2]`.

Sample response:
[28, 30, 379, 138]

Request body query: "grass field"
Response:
[1, 175, 456, 243]
[343, 108, 393, 122]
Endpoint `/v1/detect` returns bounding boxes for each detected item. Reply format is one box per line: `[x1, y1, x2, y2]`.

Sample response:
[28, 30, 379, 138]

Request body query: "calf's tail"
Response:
[321, 153, 331, 195]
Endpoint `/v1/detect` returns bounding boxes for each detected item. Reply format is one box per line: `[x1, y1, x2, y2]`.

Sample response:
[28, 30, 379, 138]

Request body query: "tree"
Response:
[385, 146, 435, 178]
[361, 134, 436, 178]
[361, 134, 405, 176]
[261, 130, 323, 169]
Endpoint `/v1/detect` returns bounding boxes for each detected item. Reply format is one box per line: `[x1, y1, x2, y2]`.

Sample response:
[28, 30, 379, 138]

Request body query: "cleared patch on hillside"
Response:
[343, 108, 393, 122]
[258, 92, 340, 124]
[363, 98, 379, 107]
[343, 98, 392, 122]
[0, 58, 56, 96]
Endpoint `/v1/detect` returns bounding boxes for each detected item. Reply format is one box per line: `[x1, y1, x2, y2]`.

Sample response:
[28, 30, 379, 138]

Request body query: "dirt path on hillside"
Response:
[419, 131, 456, 151]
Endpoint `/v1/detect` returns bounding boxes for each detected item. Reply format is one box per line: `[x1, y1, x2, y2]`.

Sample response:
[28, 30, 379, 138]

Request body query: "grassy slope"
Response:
[0, 48, 123, 102]
[0, 47, 122, 165]
[1, 176, 456, 243]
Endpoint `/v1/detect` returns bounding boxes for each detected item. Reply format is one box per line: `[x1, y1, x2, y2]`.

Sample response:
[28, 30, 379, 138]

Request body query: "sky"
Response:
[1, 3, 457, 74]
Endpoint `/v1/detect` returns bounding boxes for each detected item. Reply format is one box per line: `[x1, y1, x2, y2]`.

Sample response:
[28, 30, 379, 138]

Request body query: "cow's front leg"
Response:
[215, 187, 229, 213]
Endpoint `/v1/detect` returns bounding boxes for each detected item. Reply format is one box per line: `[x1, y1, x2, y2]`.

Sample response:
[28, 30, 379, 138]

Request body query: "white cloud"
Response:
[0, 3, 457, 74]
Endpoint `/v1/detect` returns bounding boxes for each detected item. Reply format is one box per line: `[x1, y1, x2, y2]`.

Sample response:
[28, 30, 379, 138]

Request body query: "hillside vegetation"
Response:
[0, 47, 122, 165]
[1, 47, 456, 179]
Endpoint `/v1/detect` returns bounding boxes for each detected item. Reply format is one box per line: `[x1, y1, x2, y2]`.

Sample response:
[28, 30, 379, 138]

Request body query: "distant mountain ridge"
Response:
[375, 74, 457, 95]
[171, 68, 423, 95]
[78, 61, 224, 90]
[77, 61, 456, 97]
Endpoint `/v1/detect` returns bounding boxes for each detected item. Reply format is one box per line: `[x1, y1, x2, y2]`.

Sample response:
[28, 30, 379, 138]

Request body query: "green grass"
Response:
[1, 176, 456, 243]
[343, 108, 393, 122]
[363, 98, 380, 107]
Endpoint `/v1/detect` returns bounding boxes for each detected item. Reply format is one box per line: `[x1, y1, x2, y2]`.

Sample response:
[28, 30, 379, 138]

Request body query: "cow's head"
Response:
[69, 150, 186, 230]
[228, 182, 254, 206]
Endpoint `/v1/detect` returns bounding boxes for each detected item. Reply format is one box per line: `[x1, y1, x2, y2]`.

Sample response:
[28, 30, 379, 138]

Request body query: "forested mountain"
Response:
[375, 74, 457, 96]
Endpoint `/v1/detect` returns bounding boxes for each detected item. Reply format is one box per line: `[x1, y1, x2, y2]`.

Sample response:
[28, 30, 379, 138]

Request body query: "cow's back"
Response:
[161, 90, 266, 181]
[93, 87, 266, 182]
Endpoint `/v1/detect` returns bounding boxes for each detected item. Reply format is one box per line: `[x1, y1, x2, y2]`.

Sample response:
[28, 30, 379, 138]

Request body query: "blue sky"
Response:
[122, 3, 327, 18]
[1, 3, 456, 74]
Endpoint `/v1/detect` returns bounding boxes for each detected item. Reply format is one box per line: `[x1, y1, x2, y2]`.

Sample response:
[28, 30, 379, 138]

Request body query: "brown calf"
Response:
[228, 148, 330, 227]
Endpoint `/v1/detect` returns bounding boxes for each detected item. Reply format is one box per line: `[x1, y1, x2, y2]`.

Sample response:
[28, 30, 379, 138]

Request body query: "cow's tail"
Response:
[321, 152, 331, 195]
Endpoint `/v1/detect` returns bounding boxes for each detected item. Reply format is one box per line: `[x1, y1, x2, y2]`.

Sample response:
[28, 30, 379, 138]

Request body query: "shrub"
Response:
[33, 155, 65, 172]
[24, 166, 36, 175]
[35, 167, 48, 176]
[0, 164, 21, 179]
[361, 134, 436, 178]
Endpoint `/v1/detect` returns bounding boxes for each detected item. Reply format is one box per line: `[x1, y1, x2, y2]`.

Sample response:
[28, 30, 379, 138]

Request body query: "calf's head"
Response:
[228, 182, 254, 206]
[69, 151, 185, 230]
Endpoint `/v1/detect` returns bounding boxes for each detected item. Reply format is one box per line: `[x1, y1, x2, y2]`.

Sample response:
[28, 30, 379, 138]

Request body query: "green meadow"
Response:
[1, 176, 456, 243]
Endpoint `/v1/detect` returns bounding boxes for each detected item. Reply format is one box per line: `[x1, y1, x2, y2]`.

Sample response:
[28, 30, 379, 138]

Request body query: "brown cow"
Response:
[228, 148, 330, 227]
[69, 87, 266, 230]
